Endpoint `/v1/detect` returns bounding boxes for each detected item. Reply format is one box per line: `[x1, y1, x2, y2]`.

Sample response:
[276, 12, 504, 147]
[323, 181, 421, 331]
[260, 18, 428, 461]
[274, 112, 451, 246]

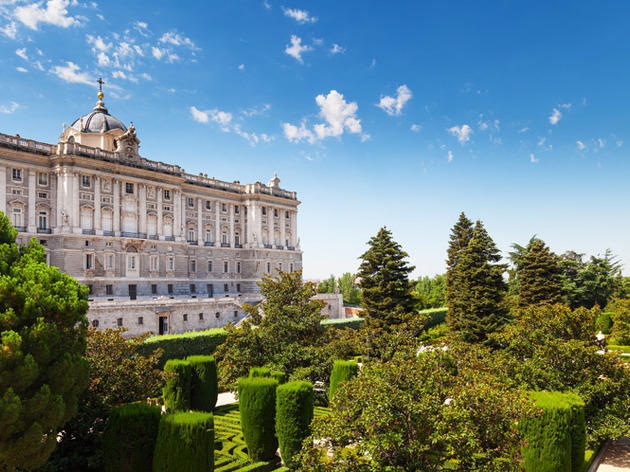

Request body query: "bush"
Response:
[163, 360, 193, 412]
[321, 317, 364, 330]
[521, 391, 585, 472]
[103, 403, 162, 472]
[328, 360, 359, 401]
[596, 312, 614, 335]
[276, 381, 314, 470]
[187, 356, 218, 412]
[610, 299, 630, 345]
[139, 329, 227, 368]
[249, 367, 272, 378]
[420, 307, 448, 330]
[238, 377, 279, 461]
[271, 371, 287, 384]
[152, 412, 214, 472]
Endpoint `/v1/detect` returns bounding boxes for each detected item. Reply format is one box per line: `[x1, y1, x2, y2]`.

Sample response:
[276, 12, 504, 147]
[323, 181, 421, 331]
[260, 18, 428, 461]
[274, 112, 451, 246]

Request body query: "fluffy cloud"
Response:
[576, 140, 586, 151]
[190, 106, 232, 127]
[238, 63, 245, 71]
[283, 122, 315, 144]
[411, 124, 422, 132]
[16, 66, 27, 73]
[0, 102, 19, 114]
[282, 7, 317, 23]
[15, 0, 79, 30]
[330, 43, 345, 54]
[448, 124, 472, 144]
[15, 47, 27, 60]
[160, 31, 196, 49]
[190, 106, 271, 146]
[0, 22, 17, 39]
[549, 108, 562, 125]
[530, 153, 539, 163]
[86, 34, 111, 52]
[285, 35, 311, 63]
[50, 61, 93, 85]
[376, 84, 412, 116]
[447, 150, 453, 162]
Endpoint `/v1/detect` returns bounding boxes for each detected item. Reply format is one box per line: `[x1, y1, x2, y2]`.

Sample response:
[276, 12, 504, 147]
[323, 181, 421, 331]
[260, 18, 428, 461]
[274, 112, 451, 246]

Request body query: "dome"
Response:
[69, 100, 126, 134]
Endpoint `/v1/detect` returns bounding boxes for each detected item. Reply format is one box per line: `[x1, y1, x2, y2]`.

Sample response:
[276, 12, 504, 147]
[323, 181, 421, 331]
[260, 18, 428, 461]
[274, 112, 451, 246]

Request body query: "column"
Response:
[61, 171, 71, 230]
[72, 173, 80, 233]
[256, 204, 263, 248]
[94, 176, 101, 234]
[56, 170, 64, 232]
[50, 173, 57, 230]
[157, 187, 163, 239]
[197, 198, 203, 243]
[27, 170, 36, 232]
[139, 184, 147, 236]
[0, 166, 6, 216]
[214, 200, 220, 245]
[113, 179, 120, 235]
[229, 203, 234, 247]
[280, 208, 286, 249]
[173, 190, 181, 240]
[245, 201, 254, 248]
[291, 209, 298, 248]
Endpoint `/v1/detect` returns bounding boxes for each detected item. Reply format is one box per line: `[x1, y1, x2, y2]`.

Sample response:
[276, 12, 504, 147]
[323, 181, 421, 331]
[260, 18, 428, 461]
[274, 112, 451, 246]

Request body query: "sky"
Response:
[0, 0, 628, 279]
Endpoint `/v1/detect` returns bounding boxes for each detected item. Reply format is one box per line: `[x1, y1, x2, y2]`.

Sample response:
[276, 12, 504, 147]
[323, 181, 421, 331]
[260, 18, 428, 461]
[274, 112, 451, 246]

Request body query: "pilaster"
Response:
[113, 179, 120, 236]
[94, 176, 102, 234]
[27, 170, 36, 232]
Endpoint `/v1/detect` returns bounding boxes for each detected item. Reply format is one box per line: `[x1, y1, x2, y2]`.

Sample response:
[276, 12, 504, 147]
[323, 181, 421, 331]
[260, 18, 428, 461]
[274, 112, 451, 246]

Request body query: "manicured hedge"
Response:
[187, 355, 218, 412]
[103, 403, 162, 472]
[521, 391, 585, 472]
[321, 317, 364, 330]
[249, 367, 272, 378]
[276, 381, 314, 470]
[238, 376, 279, 461]
[163, 359, 193, 412]
[139, 328, 228, 368]
[420, 307, 448, 330]
[152, 412, 214, 472]
[328, 360, 359, 401]
[271, 371, 287, 384]
[596, 312, 614, 335]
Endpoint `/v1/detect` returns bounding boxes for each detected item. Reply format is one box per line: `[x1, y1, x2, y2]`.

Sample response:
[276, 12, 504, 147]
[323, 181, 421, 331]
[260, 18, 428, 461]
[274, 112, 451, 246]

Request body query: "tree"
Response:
[445, 212, 474, 330]
[449, 221, 508, 344]
[516, 239, 563, 307]
[317, 275, 336, 294]
[609, 299, 630, 345]
[413, 274, 446, 309]
[0, 213, 90, 471]
[337, 272, 361, 305]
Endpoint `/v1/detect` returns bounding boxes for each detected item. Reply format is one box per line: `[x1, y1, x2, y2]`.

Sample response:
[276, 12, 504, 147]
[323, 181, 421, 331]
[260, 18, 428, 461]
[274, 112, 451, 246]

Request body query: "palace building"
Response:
[0, 83, 302, 335]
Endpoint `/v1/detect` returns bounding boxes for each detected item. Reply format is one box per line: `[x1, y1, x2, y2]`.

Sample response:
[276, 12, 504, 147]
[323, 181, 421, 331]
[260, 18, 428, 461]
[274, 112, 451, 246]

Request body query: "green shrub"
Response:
[320, 317, 364, 330]
[152, 412, 214, 472]
[163, 359, 193, 412]
[238, 377, 279, 461]
[271, 371, 287, 384]
[596, 312, 614, 334]
[187, 355, 218, 412]
[610, 299, 630, 345]
[420, 307, 448, 330]
[328, 360, 359, 401]
[139, 328, 227, 368]
[249, 367, 272, 378]
[521, 391, 585, 472]
[103, 403, 162, 472]
[276, 381, 314, 470]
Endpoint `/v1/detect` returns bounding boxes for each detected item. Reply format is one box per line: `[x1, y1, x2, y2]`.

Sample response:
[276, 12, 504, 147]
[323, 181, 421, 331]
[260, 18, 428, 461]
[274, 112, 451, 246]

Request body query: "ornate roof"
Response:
[69, 80, 126, 134]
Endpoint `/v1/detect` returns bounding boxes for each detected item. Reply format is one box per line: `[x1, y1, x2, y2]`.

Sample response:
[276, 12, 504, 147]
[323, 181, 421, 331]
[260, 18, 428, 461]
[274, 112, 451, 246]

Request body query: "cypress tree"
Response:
[517, 239, 563, 307]
[445, 212, 474, 331]
[452, 221, 508, 344]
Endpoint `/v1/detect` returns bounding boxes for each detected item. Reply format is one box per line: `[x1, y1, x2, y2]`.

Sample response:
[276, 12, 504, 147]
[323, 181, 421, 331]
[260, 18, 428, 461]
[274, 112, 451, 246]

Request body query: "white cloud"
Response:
[282, 7, 317, 23]
[530, 153, 539, 163]
[558, 103, 572, 109]
[16, 66, 27, 72]
[190, 106, 209, 124]
[411, 124, 421, 132]
[242, 104, 271, 117]
[0, 22, 17, 39]
[33, 60, 44, 71]
[50, 61, 93, 85]
[549, 108, 562, 125]
[598, 138, 605, 148]
[537, 137, 552, 151]
[140, 72, 152, 81]
[448, 124, 472, 144]
[263, 0, 271, 9]
[518, 127, 529, 134]
[377, 84, 412, 116]
[285, 35, 311, 63]
[330, 43, 345, 54]
[112, 70, 138, 83]
[0, 102, 19, 114]
[15, 47, 27, 60]
[576, 140, 586, 151]
[151, 46, 164, 60]
[283, 122, 315, 144]
[160, 31, 196, 49]
[15, 0, 79, 30]
[238, 63, 245, 71]
[447, 150, 453, 162]
[96, 51, 110, 66]
[191, 105, 272, 146]
[86, 34, 111, 52]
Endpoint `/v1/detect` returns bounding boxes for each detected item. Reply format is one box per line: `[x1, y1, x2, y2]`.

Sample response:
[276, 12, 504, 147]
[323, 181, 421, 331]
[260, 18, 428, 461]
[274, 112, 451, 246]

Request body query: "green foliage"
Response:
[271, 371, 287, 384]
[152, 411, 214, 472]
[413, 274, 446, 309]
[320, 317, 364, 330]
[328, 360, 358, 401]
[138, 328, 227, 368]
[237, 377, 279, 461]
[276, 381, 314, 470]
[249, 367, 272, 378]
[420, 307, 447, 330]
[0, 210, 90, 471]
[163, 360, 192, 412]
[318, 273, 361, 305]
[521, 391, 585, 472]
[103, 403, 162, 472]
[447, 219, 508, 344]
[515, 239, 564, 307]
[596, 312, 614, 335]
[446, 212, 474, 329]
[609, 299, 630, 345]
[187, 355, 218, 412]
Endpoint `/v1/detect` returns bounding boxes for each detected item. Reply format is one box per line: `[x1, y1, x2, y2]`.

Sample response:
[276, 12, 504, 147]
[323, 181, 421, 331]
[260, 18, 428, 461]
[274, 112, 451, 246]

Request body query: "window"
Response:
[205, 201, 211, 210]
[12, 168, 22, 181]
[223, 261, 228, 273]
[82, 175, 91, 187]
[105, 254, 114, 270]
[117, 318, 123, 327]
[125, 182, 134, 194]
[190, 260, 197, 273]
[38, 211, 48, 230]
[85, 254, 93, 270]
[168, 284, 173, 294]
[87, 285, 93, 295]
[198, 312, 204, 320]
[207, 260, 213, 272]
[151, 284, 157, 295]
[127, 255, 136, 270]
[222, 203, 227, 212]
[205, 231, 212, 242]
[106, 284, 113, 295]
[207, 284, 213, 297]
[11, 207, 22, 227]
[38, 192, 48, 199]
[38, 173, 48, 186]
[235, 205, 239, 214]
[188, 229, 195, 241]
[235, 233, 240, 246]
[290, 263, 294, 272]
[190, 284, 196, 294]
[163, 189, 171, 200]
[234, 310, 238, 318]
[224, 283, 229, 292]
[167, 256, 174, 271]
[274, 208, 278, 217]
[183, 313, 188, 321]
[138, 316, 144, 325]
[279, 263, 283, 271]
[215, 312, 220, 319]
[92, 319, 99, 327]
[237, 283, 241, 292]
[237, 261, 241, 273]
[221, 233, 227, 244]
[266, 262, 271, 273]
[262, 207, 267, 216]
[187, 197, 194, 207]
[150, 255, 158, 271]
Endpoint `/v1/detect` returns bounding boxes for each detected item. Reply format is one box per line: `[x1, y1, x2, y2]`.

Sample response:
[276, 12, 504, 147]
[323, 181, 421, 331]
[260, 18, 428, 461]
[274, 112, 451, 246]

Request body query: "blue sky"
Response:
[0, 0, 628, 279]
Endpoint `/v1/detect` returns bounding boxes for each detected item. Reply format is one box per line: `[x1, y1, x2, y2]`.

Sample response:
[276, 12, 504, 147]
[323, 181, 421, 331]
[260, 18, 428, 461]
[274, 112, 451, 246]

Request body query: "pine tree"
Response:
[451, 221, 508, 344]
[517, 239, 563, 307]
[445, 212, 474, 331]
[357, 227, 415, 331]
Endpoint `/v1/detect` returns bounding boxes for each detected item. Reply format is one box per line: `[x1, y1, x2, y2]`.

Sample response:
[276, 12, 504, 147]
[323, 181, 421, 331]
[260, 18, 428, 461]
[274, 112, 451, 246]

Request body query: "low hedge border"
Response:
[139, 328, 228, 368]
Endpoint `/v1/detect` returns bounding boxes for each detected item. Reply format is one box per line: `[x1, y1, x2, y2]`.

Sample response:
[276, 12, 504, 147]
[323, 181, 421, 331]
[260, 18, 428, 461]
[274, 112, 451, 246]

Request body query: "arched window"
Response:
[126, 246, 139, 277]
[37, 210, 48, 230]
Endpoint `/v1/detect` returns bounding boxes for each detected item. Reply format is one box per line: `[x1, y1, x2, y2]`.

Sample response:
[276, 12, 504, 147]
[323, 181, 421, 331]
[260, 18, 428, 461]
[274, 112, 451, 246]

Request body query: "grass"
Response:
[213, 403, 330, 471]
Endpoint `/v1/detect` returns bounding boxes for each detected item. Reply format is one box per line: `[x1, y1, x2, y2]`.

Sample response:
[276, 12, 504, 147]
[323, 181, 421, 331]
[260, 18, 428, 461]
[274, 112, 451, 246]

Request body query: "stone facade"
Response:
[0, 89, 302, 335]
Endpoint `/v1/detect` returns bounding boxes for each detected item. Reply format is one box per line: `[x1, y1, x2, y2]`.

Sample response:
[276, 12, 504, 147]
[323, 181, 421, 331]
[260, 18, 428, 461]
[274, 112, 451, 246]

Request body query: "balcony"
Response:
[164, 236, 175, 241]
[275, 245, 284, 250]
[148, 234, 158, 240]
[188, 240, 198, 246]
[221, 242, 231, 248]
[82, 229, 96, 235]
[235, 243, 243, 248]
[37, 227, 52, 234]
[287, 246, 295, 251]
[204, 241, 215, 247]
[14, 226, 26, 232]
[264, 244, 273, 249]
[103, 230, 114, 236]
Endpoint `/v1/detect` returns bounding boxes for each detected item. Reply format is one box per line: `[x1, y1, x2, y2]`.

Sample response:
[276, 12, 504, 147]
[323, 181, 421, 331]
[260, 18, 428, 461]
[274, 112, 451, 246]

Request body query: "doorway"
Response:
[128, 284, 137, 300]
[158, 316, 169, 335]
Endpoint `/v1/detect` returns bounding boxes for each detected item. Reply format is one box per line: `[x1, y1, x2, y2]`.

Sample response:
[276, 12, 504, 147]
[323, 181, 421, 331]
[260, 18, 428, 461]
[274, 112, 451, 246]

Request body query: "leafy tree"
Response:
[0, 214, 89, 471]
[609, 298, 630, 345]
[445, 212, 474, 330]
[337, 272, 361, 305]
[516, 239, 563, 307]
[413, 274, 446, 309]
[317, 275, 336, 294]
[449, 221, 508, 344]
[40, 328, 167, 471]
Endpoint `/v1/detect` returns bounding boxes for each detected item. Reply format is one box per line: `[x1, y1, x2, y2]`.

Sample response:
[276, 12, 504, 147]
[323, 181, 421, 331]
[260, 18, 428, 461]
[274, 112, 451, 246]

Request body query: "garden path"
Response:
[595, 438, 630, 471]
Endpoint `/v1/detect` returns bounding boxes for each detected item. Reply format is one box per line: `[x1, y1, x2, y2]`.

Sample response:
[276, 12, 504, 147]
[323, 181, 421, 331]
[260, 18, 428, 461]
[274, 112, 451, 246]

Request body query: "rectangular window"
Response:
[106, 284, 113, 295]
[151, 284, 157, 295]
[279, 263, 282, 271]
[150, 255, 158, 271]
[266, 262, 271, 273]
[205, 200, 211, 210]
[223, 261, 228, 273]
[224, 283, 229, 292]
[205, 231, 212, 242]
[234, 310, 238, 318]
[290, 263, 294, 272]
[286, 211, 290, 219]
[237, 283, 241, 292]
[38, 173, 48, 186]
[237, 261, 241, 273]
[235, 205, 239, 214]
[85, 254, 93, 270]
[262, 207, 267, 216]
[38, 192, 48, 199]
[207, 284, 213, 297]
[188, 229, 195, 241]
[117, 318, 123, 327]
[168, 284, 173, 294]
[183, 313, 188, 321]
[138, 316, 144, 325]
[87, 284, 93, 295]
[190, 284, 196, 294]
[125, 182, 134, 194]
[127, 255, 136, 270]
[190, 260, 196, 273]
[82, 175, 90, 187]
[167, 257, 174, 271]
[12, 169, 21, 181]
[198, 312, 203, 320]
[274, 208, 278, 217]
[207, 260, 213, 272]
[187, 197, 194, 207]
[163, 189, 171, 200]
[38, 211, 47, 230]
[105, 254, 114, 270]
[222, 203, 227, 212]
